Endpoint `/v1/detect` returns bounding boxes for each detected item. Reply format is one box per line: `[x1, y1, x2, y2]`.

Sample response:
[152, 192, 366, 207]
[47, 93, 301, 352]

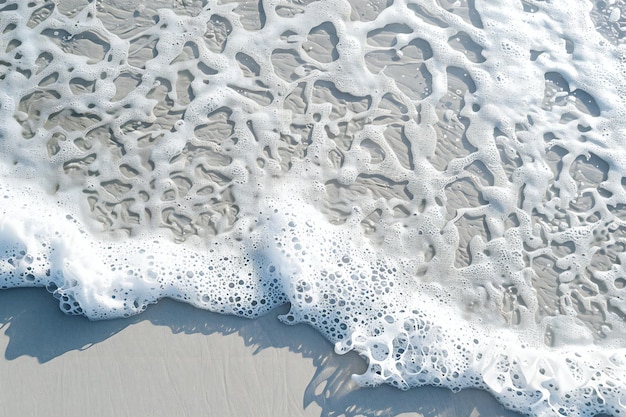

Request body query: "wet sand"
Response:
[0, 288, 523, 417]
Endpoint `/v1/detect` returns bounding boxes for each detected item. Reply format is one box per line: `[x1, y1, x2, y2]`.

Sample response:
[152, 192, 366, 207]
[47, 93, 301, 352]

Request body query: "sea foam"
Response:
[1, 0, 626, 416]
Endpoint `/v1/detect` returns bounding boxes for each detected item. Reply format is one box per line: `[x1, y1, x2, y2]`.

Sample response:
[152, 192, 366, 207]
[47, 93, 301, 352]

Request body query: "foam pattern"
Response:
[1, 0, 626, 416]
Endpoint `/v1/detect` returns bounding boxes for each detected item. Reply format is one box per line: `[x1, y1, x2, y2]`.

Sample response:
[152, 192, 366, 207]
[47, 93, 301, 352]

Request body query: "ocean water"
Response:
[1, 0, 625, 415]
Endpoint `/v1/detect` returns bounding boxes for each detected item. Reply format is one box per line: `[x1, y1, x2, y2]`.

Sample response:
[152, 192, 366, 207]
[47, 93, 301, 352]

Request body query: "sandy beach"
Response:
[0, 288, 523, 417]
[2, 1, 625, 415]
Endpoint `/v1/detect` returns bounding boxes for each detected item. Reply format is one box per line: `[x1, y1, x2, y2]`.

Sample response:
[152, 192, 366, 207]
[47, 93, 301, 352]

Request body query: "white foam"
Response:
[1, 0, 626, 416]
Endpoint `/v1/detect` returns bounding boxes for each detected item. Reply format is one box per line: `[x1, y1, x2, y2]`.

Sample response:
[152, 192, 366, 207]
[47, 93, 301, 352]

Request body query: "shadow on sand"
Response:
[0, 287, 523, 417]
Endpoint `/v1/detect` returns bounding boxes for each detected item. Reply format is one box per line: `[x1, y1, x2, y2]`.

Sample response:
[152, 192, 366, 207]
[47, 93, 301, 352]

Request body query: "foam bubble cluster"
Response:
[2, 0, 626, 416]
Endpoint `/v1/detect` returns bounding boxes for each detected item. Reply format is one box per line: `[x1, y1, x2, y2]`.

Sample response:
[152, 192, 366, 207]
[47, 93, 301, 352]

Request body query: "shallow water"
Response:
[1, 1, 626, 416]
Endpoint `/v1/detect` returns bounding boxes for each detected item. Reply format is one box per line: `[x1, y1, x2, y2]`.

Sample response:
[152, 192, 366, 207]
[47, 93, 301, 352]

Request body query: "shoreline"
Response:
[0, 288, 523, 417]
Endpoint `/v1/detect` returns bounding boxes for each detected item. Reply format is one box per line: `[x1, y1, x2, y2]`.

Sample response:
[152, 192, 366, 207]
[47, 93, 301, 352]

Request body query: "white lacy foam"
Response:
[1, 0, 626, 416]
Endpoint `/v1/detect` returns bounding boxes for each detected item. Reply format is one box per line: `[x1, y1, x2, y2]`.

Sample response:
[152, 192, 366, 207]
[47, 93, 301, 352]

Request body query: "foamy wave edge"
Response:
[1, 177, 625, 417]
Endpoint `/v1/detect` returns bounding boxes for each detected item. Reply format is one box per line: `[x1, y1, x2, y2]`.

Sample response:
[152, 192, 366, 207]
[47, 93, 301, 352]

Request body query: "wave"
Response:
[1, 1, 626, 415]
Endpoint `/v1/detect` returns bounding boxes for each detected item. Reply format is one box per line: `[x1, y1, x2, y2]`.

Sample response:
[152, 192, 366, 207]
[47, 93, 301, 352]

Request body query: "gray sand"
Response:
[0, 288, 523, 417]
